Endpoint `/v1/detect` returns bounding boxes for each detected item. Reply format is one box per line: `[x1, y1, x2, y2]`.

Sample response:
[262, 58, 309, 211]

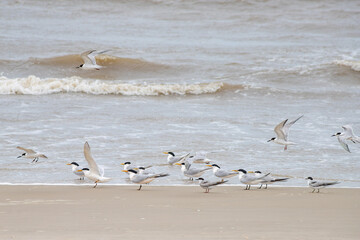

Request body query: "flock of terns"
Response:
[15, 116, 359, 193]
[15, 49, 360, 193]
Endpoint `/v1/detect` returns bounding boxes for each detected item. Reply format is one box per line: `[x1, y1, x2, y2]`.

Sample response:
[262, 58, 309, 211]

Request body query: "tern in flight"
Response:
[268, 115, 303, 150]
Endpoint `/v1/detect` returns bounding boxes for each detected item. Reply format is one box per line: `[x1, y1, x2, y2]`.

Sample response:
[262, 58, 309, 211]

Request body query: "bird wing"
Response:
[342, 125, 355, 138]
[17, 146, 36, 154]
[83, 142, 101, 176]
[132, 174, 150, 183]
[217, 169, 236, 177]
[178, 153, 190, 163]
[80, 50, 97, 65]
[185, 161, 191, 170]
[201, 180, 227, 188]
[95, 49, 111, 55]
[283, 115, 303, 140]
[99, 166, 105, 177]
[337, 135, 351, 153]
[274, 119, 288, 140]
[310, 180, 339, 188]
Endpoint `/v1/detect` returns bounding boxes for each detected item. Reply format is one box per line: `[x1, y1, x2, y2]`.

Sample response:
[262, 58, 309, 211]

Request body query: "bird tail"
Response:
[154, 173, 169, 178]
[259, 173, 271, 179]
[215, 180, 228, 186]
[271, 178, 289, 183]
[201, 167, 213, 172]
[323, 181, 340, 187]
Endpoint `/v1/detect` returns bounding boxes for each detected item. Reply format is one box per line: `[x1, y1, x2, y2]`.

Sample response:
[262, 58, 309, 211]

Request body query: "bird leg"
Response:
[35, 157, 39, 162]
[284, 145, 287, 151]
[312, 189, 315, 193]
[93, 181, 98, 188]
[31, 158, 36, 163]
[317, 189, 320, 193]
[258, 184, 263, 189]
[265, 184, 268, 189]
[138, 185, 142, 191]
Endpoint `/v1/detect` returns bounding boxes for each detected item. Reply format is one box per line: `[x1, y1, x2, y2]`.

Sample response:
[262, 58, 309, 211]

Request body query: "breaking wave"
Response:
[0, 75, 231, 96]
[334, 60, 360, 72]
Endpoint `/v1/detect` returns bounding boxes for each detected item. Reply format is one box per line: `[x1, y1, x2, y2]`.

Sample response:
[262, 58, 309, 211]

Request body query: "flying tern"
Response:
[175, 162, 212, 180]
[122, 169, 169, 190]
[77, 142, 111, 188]
[196, 178, 228, 193]
[268, 115, 303, 150]
[76, 50, 110, 70]
[17, 146, 47, 163]
[233, 169, 270, 190]
[254, 171, 289, 189]
[206, 164, 238, 181]
[332, 125, 360, 153]
[66, 162, 85, 180]
[163, 152, 190, 165]
[306, 177, 340, 193]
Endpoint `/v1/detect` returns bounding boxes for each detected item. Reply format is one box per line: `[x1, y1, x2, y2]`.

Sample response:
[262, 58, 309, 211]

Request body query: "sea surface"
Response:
[0, 0, 359, 187]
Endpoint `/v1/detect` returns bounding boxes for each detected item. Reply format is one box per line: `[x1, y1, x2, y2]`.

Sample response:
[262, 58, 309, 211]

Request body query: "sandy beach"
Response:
[0, 185, 359, 240]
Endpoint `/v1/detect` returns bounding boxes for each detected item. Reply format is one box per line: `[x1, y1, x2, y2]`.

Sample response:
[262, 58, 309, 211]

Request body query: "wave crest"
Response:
[0, 76, 226, 96]
[334, 60, 360, 72]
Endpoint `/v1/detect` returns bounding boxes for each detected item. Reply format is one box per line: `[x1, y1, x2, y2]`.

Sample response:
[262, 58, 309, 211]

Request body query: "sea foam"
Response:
[334, 60, 360, 72]
[0, 75, 225, 96]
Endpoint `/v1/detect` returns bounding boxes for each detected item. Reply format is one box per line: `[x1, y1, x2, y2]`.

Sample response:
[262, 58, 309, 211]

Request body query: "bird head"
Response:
[67, 162, 79, 166]
[163, 152, 175, 157]
[267, 137, 276, 142]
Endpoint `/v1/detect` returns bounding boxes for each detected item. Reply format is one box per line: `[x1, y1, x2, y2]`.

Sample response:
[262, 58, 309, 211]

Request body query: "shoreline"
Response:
[1, 185, 359, 240]
[0, 182, 359, 188]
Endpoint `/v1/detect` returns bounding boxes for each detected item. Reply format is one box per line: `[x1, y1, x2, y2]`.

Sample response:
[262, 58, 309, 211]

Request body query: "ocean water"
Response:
[0, 0, 359, 187]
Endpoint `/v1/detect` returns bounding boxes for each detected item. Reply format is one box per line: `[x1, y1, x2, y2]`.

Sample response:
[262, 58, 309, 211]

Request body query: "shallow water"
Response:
[0, 0, 359, 187]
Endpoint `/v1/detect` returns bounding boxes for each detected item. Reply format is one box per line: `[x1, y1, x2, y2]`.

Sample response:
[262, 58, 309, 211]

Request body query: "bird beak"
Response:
[77, 170, 83, 172]
[66, 163, 71, 165]
[17, 155, 22, 158]
[267, 139, 272, 142]
[163, 152, 168, 154]
[206, 165, 212, 167]
[120, 163, 125, 165]
[174, 163, 181, 166]
[232, 170, 239, 172]
[134, 168, 139, 170]
[331, 134, 336, 137]
[248, 171, 254, 173]
[122, 170, 128, 172]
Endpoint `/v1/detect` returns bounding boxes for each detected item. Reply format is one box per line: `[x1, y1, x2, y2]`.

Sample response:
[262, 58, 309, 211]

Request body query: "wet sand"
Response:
[0, 185, 359, 240]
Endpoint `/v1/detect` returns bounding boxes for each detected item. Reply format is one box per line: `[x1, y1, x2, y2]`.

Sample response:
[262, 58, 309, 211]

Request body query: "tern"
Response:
[175, 162, 212, 180]
[254, 171, 289, 189]
[306, 177, 340, 193]
[77, 142, 111, 188]
[196, 178, 228, 193]
[268, 115, 303, 150]
[332, 125, 360, 153]
[206, 164, 238, 181]
[163, 152, 190, 165]
[76, 50, 110, 70]
[66, 162, 85, 180]
[122, 169, 169, 190]
[17, 146, 48, 163]
[233, 169, 270, 190]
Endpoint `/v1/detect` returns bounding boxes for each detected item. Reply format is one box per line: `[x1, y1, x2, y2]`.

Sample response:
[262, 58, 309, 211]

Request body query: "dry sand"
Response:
[0, 185, 359, 240]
